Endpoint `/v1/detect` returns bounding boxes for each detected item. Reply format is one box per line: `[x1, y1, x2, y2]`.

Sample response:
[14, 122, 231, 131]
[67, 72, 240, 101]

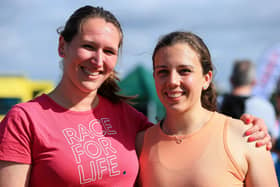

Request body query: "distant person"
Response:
[219, 60, 279, 144]
[272, 78, 280, 163]
[136, 31, 278, 186]
[0, 6, 272, 187]
[275, 78, 280, 131]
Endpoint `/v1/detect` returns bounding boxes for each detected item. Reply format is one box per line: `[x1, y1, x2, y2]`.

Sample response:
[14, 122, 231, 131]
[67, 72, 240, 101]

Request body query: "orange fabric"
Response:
[139, 112, 245, 187]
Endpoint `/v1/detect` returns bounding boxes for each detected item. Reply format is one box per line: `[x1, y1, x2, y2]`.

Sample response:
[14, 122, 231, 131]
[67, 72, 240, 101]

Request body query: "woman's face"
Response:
[153, 43, 212, 113]
[59, 17, 121, 94]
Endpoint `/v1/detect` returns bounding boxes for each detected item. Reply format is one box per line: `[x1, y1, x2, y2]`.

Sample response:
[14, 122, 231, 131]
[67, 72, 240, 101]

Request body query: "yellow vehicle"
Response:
[0, 75, 54, 121]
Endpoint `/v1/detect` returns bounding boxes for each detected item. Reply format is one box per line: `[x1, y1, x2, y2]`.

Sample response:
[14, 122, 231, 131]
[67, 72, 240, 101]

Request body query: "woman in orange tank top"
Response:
[136, 31, 278, 187]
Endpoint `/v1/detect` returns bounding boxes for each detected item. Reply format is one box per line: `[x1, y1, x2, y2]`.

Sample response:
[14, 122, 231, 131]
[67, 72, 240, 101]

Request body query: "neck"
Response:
[48, 82, 99, 111]
[161, 108, 214, 136]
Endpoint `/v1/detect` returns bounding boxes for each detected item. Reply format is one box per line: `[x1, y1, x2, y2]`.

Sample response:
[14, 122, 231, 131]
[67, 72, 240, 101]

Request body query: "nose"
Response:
[90, 50, 103, 67]
[167, 71, 180, 88]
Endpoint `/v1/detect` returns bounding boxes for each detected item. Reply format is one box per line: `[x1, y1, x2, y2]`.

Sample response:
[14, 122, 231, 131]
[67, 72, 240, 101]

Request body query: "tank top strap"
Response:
[223, 115, 246, 181]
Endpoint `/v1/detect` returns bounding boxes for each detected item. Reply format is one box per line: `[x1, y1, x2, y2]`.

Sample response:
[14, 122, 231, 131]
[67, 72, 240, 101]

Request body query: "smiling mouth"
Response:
[166, 92, 185, 98]
[81, 66, 102, 76]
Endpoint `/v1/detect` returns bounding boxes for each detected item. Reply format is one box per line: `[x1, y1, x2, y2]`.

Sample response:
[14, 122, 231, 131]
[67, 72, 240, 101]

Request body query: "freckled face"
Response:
[153, 43, 211, 113]
[59, 17, 121, 94]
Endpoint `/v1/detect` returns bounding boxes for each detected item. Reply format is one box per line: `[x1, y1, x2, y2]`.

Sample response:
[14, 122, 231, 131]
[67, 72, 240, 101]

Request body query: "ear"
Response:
[58, 35, 65, 57]
[203, 71, 213, 90]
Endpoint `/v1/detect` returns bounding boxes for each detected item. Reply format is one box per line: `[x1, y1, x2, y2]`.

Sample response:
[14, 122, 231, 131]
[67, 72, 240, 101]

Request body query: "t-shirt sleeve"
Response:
[0, 105, 32, 164]
[122, 102, 153, 133]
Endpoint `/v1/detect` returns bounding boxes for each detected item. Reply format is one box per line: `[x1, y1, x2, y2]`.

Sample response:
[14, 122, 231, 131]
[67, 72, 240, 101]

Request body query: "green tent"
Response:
[118, 65, 165, 123]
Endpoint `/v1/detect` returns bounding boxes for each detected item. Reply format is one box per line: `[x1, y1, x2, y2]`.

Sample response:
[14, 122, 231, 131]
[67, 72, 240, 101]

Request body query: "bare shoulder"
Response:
[226, 118, 278, 186]
[228, 118, 268, 153]
[226, 118, 251, 174]
[227, 117, 252, 138]
[227, 118, 268, 156]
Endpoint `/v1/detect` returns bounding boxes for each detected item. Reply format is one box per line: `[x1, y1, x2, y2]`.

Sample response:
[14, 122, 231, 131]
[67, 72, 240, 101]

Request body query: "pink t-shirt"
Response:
[0, 94, 152, 187]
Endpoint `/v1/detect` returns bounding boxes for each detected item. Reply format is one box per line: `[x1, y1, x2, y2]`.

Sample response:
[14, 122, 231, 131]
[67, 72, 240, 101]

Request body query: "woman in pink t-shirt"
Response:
[0, 6, 273, 187]
[0, 6, 152, 187]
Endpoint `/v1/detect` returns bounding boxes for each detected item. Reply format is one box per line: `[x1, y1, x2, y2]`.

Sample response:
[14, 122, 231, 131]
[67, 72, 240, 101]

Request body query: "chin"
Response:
[165, 104, 189, 113]
[80, 82, 101, 93]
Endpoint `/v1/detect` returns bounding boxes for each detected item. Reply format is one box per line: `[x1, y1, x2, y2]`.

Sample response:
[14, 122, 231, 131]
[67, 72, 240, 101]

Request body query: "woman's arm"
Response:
[134, 130, 146, 187]
[0, 161, 31, 187]
[135, 130, 146, 157]
[245, 146, 278, 187]
[228, 119, 278, 187]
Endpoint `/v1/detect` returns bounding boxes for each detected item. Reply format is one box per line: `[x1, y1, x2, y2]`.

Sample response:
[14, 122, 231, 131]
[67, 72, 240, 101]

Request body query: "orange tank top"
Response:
[139, 112, 245, 187]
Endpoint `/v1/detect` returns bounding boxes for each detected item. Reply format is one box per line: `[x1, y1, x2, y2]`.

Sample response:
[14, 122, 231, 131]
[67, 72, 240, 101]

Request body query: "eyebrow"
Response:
[154, 65, 167, 69]
[179, 64, 194, 69]
[82, 39, 118, 53]
[154, 64, 194, 69]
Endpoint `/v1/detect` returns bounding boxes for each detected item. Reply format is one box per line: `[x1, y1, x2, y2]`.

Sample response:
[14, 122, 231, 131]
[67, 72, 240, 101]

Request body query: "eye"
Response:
[178, 68, 191, 75]
[104, 49, 117, 55]
[156, 69, 169, 76]
[82, 44, 96, 50]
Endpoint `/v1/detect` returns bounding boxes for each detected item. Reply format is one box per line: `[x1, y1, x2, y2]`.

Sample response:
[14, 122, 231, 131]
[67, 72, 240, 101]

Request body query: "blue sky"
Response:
[1, 0, 280, 92]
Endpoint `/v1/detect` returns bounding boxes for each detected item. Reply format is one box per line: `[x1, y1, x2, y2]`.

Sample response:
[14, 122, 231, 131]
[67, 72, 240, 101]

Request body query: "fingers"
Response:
[247, 134, 272, 151]
[256, 135, 272, 151]
[252, 117, 268, 132]
[241, 114, 271, 151]
[244, 119, 268, 136]
[247, 130, 266, 141]
[240, 113, 253, 124]
[266, 142, 272, 151]
[244, 123, 262, 136]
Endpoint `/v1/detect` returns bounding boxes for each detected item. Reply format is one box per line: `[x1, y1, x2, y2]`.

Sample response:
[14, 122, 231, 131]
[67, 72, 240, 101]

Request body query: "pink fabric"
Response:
[0, 94, 152, 187]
